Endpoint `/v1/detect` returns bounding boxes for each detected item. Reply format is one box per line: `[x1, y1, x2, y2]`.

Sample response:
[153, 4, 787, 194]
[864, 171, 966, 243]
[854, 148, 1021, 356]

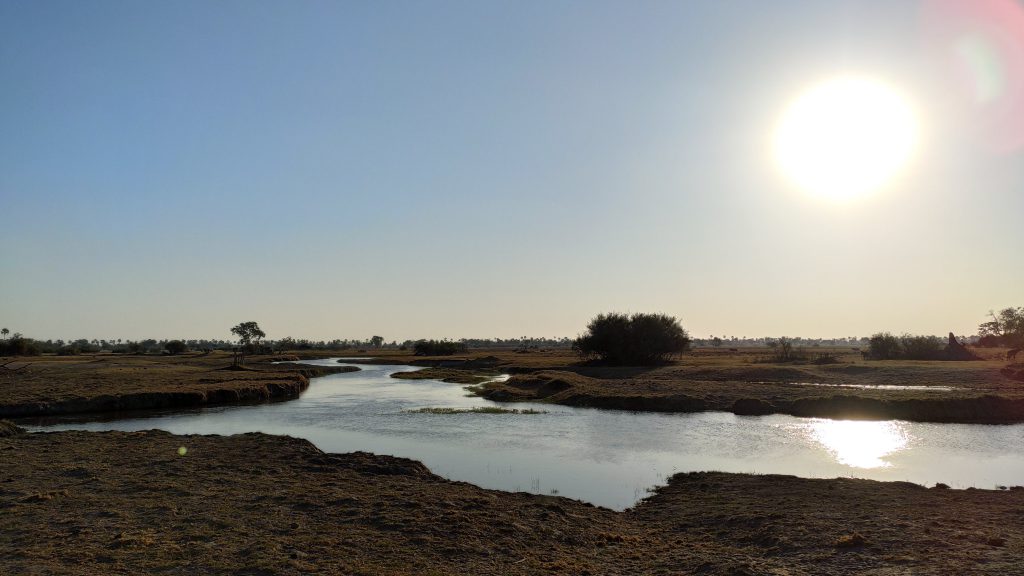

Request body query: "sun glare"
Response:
[808, 419, 911, 469]
[774, 76, 918, 201]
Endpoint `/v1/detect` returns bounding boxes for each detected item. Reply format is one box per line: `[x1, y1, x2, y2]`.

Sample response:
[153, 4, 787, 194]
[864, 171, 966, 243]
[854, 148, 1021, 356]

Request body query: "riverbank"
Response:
[2, 426, 1020, 575]
[0, 353, 358, 419]
[342, 348, 1024, 423]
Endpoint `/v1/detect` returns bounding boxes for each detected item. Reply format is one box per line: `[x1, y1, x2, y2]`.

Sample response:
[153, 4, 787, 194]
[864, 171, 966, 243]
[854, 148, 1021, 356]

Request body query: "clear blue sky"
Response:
[2, 0, 1022, 342]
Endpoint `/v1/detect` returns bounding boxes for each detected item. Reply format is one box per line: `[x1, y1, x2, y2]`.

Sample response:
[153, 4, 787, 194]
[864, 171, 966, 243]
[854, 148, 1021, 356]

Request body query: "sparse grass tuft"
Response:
[834, 532, 867, 548]
[406, 406, 547, 415]
[0, 419, 24, 437]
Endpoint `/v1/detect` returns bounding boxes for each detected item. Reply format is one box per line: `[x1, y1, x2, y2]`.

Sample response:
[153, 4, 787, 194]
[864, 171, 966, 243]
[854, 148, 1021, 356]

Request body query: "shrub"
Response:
[899, 335, 943, 360]
[763, 337, 804, 362]
[0, 336, 41, 357]
[165, 340, 188, 355]
[868, 333, 902, 359]
[868, 333, 945, 360]
[573, 312, 690, 365]
[413, 340, 467, 356]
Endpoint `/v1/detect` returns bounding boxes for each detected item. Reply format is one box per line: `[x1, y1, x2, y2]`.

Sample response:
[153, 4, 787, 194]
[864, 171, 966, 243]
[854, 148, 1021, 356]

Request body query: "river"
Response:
[25, 359, 1024, 510]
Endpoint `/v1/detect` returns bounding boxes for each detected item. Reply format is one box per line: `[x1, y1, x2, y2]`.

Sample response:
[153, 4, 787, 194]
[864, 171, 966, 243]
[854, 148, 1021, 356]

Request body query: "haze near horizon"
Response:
[2, 0, 1022, 342]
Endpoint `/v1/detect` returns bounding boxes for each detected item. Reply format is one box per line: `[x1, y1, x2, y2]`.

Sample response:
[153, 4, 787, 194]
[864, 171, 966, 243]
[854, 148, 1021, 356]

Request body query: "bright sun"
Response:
[774, 76, 918, 201]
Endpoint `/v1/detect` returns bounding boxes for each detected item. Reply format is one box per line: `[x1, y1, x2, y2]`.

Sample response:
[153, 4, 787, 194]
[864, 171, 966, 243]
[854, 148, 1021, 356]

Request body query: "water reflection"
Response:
[807, 419, 911, 468]
[23, 362, 1024, 509]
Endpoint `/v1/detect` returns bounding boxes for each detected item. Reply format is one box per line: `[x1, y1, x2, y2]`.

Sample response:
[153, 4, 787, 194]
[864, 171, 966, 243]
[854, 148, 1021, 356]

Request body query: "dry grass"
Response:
[2, 429, 1021, 575]
[406, 406, 546, 414]
[450, 348, 1024, 423]
[0, 353, 355, 419]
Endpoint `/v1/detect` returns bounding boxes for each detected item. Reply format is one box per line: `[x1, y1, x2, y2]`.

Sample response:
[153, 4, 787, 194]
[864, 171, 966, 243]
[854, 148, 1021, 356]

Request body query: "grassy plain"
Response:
[2, 348, 1023, 574]
[2, 427, 1021, 575]
[327, 347, 1024, 423]
[3, 347, 1021, 422]
[0, 352, 356, 419]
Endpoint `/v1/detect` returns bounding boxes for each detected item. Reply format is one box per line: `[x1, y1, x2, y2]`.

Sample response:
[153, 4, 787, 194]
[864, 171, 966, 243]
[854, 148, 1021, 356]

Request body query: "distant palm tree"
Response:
[1, 328, 8, 340]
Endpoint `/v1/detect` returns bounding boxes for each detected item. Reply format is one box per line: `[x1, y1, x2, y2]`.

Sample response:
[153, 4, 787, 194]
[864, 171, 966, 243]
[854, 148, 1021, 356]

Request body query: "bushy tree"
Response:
[867, 333, 902, 359]
[868, 333, 945, 360]
[0, 334, 41, 356]
[231, 321, 266, 353]
[979, 308, 1024, 348]
[412, 339, 467, 356]
[573, 312, 690, 365]
[165, 340, 187, 355]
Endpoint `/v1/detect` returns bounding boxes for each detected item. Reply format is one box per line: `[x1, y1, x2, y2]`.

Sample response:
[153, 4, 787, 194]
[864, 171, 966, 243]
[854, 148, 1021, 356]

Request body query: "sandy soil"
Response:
[2, 427, 1020, 575]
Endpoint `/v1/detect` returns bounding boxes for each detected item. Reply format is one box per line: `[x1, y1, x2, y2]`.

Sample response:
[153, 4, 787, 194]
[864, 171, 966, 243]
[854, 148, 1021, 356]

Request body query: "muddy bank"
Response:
[478, 369, 1024, 423]
[0, 355, 357, 419]
[1, 429, 1020, 575]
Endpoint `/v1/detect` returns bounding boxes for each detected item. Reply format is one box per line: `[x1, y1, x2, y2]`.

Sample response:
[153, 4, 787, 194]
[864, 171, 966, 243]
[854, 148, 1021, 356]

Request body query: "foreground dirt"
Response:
[0, 353, 356, 419]
[1, 428, 1020, 575]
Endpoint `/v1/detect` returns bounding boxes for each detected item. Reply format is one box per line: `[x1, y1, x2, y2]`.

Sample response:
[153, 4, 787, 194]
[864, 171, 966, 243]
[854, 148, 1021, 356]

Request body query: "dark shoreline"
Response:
[0, 357, 357, 419]
[477, 376, 1024, 424]
[2, 427, 1021, 575]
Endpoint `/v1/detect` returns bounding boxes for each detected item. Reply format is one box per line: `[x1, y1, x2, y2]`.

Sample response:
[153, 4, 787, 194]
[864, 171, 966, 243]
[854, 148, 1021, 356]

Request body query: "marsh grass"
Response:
[406, 406, 547, 415]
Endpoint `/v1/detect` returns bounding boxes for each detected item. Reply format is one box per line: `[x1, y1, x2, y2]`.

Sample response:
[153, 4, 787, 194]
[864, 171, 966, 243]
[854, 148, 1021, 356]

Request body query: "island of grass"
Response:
[321, 346, 1024, 423]
[0, 352, 358, 419]
[406, 406, 546, 414]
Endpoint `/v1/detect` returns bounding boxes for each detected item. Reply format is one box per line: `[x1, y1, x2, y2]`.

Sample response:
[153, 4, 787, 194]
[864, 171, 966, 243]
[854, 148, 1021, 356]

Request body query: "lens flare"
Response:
[923, 0, 1024, 152]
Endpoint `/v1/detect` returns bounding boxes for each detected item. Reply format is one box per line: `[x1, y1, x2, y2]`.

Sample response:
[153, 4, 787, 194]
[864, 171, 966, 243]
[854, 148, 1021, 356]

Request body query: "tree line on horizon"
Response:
[1, 307, 1020, 359]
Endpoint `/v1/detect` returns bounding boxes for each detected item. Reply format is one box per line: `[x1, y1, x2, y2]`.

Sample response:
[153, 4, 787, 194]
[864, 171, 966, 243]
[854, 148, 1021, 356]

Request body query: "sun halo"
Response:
[773, 76, 919, 201]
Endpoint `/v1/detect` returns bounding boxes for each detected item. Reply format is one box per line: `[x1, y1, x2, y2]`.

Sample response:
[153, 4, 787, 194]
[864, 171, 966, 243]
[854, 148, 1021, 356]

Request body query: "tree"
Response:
[1, 328, 8, 340]
[165, 340, 187, 355]
[412, 339, 467, 356]
[979, 307, 1024, 348]
[370, 335, 384, 348]
[231, 321, 266, 353]
[867, 333, 903, 360]
[573, 312, 690, 365]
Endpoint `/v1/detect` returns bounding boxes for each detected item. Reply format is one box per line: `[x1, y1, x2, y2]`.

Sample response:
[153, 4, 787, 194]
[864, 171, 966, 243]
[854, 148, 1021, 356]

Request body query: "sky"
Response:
[1, 0, 1022, 342]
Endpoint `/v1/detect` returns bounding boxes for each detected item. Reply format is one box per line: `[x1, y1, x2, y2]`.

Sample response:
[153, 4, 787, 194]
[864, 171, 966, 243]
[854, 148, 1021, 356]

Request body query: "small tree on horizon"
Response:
[1, 328, 8, 340]
[230, 321, 266, 365]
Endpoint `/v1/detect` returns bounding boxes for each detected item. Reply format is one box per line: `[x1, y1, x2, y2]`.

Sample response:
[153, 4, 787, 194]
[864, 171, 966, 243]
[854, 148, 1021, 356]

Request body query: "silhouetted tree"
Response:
[165, 340, 187, 355]
[370, 335, 384, 348]
[413, 340, 467, 356]
[573, 312, 690, 365]
[979, 307, 1024, 347]
[231, 321, 266, 353]
[230, 321, 266, 365]
[1, 328, 8, 340]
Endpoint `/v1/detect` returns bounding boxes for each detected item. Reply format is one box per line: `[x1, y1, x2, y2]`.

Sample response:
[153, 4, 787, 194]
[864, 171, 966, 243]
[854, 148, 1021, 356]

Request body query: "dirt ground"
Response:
[2, 427, 1020, 575]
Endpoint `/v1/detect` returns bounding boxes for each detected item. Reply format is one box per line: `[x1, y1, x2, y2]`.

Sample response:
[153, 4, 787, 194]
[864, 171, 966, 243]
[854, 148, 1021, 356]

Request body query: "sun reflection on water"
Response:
[807, 420, 911, 468]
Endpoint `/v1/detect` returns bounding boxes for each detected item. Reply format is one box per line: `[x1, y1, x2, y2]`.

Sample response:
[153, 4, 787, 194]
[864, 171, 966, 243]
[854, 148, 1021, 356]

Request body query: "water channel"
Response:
[26, 359, 1024, 510]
